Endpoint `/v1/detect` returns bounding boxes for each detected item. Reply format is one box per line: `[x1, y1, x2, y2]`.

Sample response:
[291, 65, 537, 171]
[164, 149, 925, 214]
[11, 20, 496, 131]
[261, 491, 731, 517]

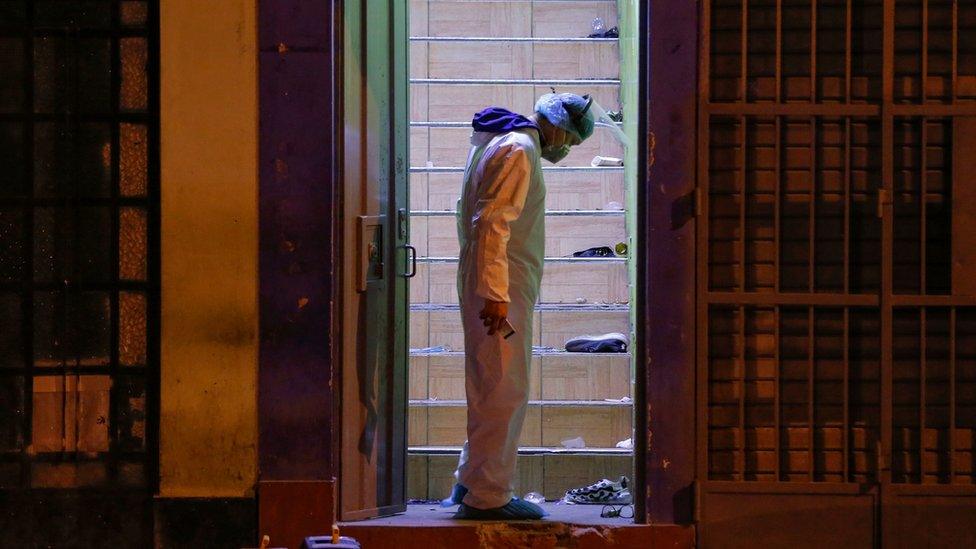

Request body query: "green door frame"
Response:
[338, 0, 411, 521]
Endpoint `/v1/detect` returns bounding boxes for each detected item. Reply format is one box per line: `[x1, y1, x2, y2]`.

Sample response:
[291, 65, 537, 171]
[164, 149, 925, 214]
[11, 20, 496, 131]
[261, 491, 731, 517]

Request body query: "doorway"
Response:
[338, 0, 645, 523]
[406, 0, 638, 520]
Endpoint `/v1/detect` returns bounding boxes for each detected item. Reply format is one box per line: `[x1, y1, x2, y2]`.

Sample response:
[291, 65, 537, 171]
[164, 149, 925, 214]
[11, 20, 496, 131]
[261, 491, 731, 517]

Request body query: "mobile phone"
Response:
[500, 318, 516, 339]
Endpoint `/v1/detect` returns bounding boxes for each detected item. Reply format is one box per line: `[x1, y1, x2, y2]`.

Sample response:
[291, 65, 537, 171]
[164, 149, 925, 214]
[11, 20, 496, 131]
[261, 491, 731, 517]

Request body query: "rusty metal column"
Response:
[643, 0, 699, 524]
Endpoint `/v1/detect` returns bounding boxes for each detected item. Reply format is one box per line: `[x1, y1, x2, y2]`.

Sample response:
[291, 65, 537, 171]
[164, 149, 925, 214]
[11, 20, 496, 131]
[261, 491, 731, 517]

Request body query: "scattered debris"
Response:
[560, 436, 586, 449]
[523, 492, 546, 504]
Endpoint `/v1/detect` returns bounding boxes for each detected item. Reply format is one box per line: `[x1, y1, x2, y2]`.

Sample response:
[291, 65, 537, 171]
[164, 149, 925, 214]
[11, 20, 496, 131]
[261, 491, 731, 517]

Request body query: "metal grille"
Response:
[699, 0, 976, 532]
[708, 305, 881, 482]
[893, 0, 976, 104]
[0, 1, 158, 490]
[707, 115, 882, 295]
[892, 307, 976, 484]
[893, 117, 953, 295]
[703, 110, 886, 482]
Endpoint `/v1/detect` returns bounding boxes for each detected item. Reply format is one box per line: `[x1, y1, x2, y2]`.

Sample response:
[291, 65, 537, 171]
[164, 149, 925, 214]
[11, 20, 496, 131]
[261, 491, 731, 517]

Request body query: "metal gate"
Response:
[0, 2, 158, 544]
[697, 0, 976, 546]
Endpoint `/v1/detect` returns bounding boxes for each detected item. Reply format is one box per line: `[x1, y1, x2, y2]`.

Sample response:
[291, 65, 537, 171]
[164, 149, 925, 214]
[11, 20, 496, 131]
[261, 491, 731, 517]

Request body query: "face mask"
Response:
[541, 144, 571, 164]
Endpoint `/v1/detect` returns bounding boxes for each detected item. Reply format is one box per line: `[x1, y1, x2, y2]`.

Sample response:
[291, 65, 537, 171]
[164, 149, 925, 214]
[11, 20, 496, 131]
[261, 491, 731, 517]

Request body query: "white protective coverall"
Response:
[454, 128, 545, 510]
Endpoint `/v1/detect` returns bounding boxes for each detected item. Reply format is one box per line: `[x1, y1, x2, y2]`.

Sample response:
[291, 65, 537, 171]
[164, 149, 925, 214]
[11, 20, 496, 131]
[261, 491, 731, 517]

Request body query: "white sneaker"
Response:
[563, 476, 632, 504]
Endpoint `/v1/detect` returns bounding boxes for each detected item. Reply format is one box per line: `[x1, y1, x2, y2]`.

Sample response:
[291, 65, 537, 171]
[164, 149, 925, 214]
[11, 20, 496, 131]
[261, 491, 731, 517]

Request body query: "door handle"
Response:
[402, 245, 417, 278]
[357, 215, 385, 292]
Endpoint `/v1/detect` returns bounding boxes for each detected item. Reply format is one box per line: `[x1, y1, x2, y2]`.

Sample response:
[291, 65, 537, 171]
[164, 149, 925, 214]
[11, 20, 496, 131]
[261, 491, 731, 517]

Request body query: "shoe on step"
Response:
[563, 476, 632, 505]
[453, 497, 547, 520]
[565, 333, 628, 353]
[572, 246, 615, 258]
[440, 483, 468, 507]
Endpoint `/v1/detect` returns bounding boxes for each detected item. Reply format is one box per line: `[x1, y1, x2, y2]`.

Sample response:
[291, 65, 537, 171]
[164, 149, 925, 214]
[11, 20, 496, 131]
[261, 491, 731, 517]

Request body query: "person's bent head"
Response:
[531, 93, 595, 164]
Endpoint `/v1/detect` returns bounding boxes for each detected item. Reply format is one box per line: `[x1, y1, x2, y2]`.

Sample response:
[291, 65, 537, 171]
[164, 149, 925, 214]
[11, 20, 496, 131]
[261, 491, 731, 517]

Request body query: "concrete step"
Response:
[339, 508, 695, 549]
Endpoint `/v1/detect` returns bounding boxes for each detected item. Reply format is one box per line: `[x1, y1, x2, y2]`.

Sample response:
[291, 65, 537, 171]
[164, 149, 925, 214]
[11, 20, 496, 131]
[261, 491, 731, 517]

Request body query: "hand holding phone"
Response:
[481, 299, 513, 337]
[499, 318, 516, 339]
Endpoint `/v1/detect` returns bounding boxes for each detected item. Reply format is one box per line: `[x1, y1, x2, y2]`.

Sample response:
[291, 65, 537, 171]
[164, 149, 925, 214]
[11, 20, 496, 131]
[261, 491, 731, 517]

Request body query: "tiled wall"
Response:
[409, 452, 632, 502]
[409, 308, 629, 350]
[410, 353, 630, 401]
[408, 1, 632, 492]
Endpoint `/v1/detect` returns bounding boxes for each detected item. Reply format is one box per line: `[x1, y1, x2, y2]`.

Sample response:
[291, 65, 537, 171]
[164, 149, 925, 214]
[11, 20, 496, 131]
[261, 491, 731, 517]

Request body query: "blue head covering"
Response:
[534, 93, 595, 142]
[471, 107, 541, 134]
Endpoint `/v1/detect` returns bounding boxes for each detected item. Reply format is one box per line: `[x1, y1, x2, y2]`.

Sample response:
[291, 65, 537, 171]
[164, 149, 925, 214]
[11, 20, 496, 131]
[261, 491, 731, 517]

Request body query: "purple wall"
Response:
[258, 1, 341, 480]
[640, 0, 698, 524]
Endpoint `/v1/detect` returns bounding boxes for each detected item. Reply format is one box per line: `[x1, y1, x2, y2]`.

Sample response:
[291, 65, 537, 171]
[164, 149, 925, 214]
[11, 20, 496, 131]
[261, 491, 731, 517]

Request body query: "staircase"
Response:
[408, 0, 633, 502]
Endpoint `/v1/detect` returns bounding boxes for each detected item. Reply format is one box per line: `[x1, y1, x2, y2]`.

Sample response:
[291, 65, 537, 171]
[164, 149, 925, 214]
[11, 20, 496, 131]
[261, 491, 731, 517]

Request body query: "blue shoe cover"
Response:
[440, 483, 468, 507]
[453, 498, 547, 520]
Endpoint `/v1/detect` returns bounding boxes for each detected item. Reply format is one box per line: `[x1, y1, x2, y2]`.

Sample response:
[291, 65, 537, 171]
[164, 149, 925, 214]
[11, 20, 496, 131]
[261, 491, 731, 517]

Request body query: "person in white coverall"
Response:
[444, 93, 598, 519]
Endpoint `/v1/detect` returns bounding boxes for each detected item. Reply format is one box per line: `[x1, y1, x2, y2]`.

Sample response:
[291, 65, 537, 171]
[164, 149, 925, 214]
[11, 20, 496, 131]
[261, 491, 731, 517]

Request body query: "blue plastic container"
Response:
[301, 535, 362, 549]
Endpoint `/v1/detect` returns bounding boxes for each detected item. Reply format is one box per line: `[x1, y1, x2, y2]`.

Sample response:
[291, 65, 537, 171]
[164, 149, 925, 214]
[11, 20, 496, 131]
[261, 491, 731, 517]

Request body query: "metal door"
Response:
[697, 1, 976, 546]
[339, 0, 411, 521]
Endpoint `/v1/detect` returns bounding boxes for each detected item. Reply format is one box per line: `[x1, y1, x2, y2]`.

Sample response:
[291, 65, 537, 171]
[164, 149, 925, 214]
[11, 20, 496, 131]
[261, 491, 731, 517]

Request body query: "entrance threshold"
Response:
[338, 505, 694, 549]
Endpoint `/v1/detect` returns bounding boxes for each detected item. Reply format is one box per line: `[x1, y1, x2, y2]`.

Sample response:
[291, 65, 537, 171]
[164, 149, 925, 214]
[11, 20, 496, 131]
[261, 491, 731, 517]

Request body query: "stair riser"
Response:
[412, 84, 621, 126]
[411, 261, 629, 306]
[413, 125, 624, 170]
[410, 354, 631, 401]
[409, 453, 633, 502]
[417, 215, 626, 259]
[413, 171, 627, 212]
[414, 39, 620, 80]
[409, 405, 632, 448]
[410, 309, 630, 351]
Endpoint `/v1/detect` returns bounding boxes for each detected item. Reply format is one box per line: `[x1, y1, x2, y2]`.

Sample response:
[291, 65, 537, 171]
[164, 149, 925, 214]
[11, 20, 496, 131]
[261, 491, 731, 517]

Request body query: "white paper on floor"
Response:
[523, 492, 546, 504]
[616, 437, 633, 449]
[591, 155, 624, 167]
[561, 436, 586, 449]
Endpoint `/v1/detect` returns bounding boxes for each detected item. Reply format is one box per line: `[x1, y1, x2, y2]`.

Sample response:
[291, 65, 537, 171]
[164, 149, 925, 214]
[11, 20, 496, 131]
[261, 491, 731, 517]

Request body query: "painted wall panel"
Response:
[160, 0, 259, 497]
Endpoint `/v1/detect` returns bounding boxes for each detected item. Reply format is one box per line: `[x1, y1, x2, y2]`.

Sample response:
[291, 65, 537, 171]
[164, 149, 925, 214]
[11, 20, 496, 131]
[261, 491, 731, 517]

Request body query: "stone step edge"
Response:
[409, 36, 619, 43]
[409, 446, 632, 456]
[416, 256, 628, 263]
[411, 303, 630, 312]
[412, 210, 625, 217]
[410, 399, 633, 407]
[411, 350, 631, 358]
